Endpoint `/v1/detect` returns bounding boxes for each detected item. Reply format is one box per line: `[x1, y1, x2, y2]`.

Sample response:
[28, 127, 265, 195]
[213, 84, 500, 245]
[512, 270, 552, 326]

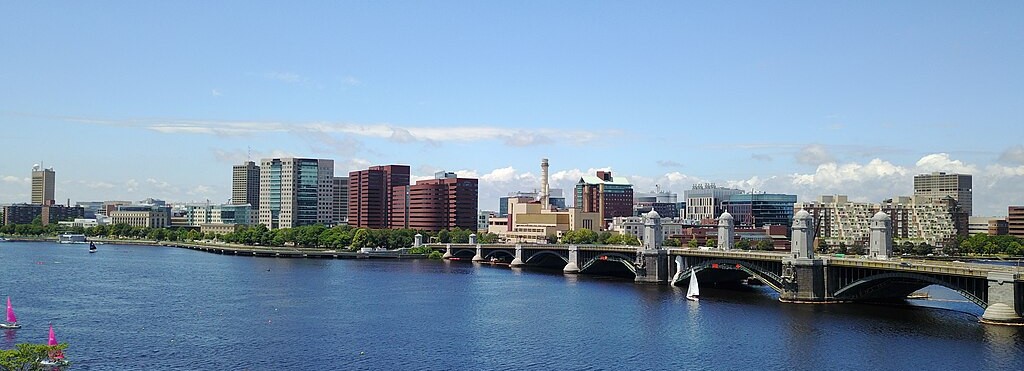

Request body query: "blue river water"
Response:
[2, 241, 1023, 370]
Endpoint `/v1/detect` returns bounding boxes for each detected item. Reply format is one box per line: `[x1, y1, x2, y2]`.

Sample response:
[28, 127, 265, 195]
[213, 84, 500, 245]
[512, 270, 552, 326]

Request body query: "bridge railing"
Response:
[667, 248, 787, 261]
[829, 257, 1017, 278]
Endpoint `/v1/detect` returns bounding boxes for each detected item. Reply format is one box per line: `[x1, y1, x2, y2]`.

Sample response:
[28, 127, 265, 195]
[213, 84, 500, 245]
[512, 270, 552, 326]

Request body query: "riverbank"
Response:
[3, 236, 431, 260]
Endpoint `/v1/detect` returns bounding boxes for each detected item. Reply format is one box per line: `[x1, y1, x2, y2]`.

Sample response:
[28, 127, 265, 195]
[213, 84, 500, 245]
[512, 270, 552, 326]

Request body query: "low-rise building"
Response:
[183, 203, 255, 227]
[2, 204, 85, 226]
[492, 197, 601, 244]
[796, 194, 964, 246]
[1009, 206, 1024, 238]
[109, 205, 171, 228]
[609, 216, 696, 242]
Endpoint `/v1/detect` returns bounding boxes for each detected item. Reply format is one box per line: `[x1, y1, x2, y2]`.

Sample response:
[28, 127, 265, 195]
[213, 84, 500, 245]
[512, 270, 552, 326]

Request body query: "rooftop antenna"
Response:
[247, 146, 252, 162]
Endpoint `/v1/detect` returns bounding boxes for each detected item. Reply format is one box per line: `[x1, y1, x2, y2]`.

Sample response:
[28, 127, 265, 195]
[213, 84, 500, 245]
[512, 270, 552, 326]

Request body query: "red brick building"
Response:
[574, 171, 633, 227]
[347, 165, 410, 229]
[392, 172, 478, 231]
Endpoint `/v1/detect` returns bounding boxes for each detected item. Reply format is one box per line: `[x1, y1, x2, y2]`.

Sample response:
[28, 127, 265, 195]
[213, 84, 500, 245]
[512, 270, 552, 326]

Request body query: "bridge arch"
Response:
[580, 253, 638, 276]
[523, 250, 569, 265]
[833, 272, 987, 308]
[449, 248, 477, 259]
[483, 249, 516, 260]
[675, 259, 785, 293]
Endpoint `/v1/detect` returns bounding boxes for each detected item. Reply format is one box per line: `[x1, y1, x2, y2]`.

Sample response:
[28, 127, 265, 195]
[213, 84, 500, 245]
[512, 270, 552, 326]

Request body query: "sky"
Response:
[1, 2, 1022, 216]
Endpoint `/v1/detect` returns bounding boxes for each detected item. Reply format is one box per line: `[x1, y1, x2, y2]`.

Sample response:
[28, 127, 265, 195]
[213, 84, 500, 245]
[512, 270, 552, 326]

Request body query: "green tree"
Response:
[848, 243, 865, 255]
[0, 342, 69, 370]
[756, 239, 774, 251]
[735, 239, 751, 250]
[352, 228, 369, 249]
[705, 238, 716, 247]
[687, 238, 699, 248]
[663, 238, 681, 247]
[914, 242, 934, 256]
[437, 230, 451, 244]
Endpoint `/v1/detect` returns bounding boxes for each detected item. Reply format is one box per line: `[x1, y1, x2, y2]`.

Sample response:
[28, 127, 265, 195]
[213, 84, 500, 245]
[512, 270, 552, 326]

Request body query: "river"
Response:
[2, 241, 1022, 370]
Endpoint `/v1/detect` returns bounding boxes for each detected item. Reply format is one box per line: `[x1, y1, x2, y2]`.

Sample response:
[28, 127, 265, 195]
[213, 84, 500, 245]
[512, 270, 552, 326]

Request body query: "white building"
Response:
[258, 157, 335, 229]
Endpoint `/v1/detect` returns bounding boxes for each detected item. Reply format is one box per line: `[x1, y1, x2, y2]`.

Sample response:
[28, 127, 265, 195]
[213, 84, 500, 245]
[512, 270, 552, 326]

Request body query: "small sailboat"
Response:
[39, 324, 68, 367]
[1, 297, 20, 329]
[89, 242, 97, 253]
[686, 269, 700, 301]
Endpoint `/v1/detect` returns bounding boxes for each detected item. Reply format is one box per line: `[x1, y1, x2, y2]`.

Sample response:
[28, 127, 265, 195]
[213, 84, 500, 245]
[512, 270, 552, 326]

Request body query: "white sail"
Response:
[686, 269, 700, 301]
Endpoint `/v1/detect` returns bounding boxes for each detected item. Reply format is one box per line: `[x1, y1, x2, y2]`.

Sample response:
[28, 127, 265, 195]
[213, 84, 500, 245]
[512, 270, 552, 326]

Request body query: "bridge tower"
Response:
[868, 211, 893, 259]
[717, 211, 734, 251]
[780, 209, 829, 302]
[636, 209, 669, 284]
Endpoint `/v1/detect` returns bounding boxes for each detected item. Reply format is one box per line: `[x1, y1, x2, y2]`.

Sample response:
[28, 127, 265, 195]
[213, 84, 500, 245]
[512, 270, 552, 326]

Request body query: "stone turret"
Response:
[868, 211, 892, 259]
[791, 209, 815, 259]
[717, 211, 735, 250]
[643, 209, 663, 250]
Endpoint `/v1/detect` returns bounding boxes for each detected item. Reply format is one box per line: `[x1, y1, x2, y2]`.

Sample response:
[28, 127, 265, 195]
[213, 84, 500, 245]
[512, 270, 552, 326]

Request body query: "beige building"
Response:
[109, 208, 171, 228]
[797, 194, 962, 246]
[232, 161, 260, 206]
[609, 216, 693, 242]
[31, 165, 55, 205]
[914, 172, 972, 216]
[258, 157, 335, 229]
[489, 197, 601, 244]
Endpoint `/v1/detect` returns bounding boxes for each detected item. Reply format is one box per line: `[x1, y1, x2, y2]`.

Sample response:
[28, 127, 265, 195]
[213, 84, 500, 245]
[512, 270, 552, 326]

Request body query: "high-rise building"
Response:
[684, 184, 743, 223]
[914, 172, 972, 216]
[347, 165, 410, 229]
[31, 165, 55, 206]
[333, 177, 348, 226]
[1009, 206, 1024, 238]
[575, 171, 633, 226]
[232, 161, 260, 206]
[258, 157, 335, 229]
[634, 189, 680, 218]
[392, 171, 478, 231]
[723, 193, 798, 228]
[796, 194, 962, 246]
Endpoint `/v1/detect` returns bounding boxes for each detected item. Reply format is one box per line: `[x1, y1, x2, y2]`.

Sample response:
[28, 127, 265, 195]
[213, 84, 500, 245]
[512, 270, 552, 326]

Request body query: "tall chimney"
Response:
[540, 158, 550, 210]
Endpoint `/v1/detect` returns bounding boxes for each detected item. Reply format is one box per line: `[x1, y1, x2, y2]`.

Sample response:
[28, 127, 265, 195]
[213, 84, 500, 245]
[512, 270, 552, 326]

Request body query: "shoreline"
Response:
[3, 237, 431, 260]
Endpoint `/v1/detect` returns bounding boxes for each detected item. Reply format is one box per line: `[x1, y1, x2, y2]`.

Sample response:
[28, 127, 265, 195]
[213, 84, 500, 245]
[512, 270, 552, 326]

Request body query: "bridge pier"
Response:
[779, 258, 834, 303]
[563, 245, 580, 274]
[981, 272, 1024, 325]
[510, 244, 525, 267]
[472, 244, 485, 262]
[442, 244, 453, 259]
[635, 249, 669, 284]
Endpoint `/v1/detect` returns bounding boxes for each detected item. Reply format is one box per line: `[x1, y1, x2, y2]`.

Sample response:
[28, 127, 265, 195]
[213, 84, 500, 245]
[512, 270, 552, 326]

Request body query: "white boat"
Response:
[58, 234, 87, 244]
[686, 269, 700, 301]
[1, 297, 20, 329]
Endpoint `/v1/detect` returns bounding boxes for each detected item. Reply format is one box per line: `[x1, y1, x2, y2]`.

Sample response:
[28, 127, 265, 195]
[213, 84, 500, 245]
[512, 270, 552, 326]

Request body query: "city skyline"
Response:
[2, 2, 1023, 216]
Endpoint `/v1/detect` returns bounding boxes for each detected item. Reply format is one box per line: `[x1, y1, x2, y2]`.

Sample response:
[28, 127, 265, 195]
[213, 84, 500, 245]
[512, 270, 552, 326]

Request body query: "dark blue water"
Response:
[2, 241, 1023, 370]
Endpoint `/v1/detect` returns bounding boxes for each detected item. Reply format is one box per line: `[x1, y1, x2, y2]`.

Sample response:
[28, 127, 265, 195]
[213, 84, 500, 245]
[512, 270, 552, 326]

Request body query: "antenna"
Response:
[247, 146, 252, 162]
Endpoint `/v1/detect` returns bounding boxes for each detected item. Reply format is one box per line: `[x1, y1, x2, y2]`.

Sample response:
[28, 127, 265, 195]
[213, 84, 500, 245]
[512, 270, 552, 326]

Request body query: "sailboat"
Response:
[89, 242, 97, 253]
[686, 269, 700, 301]
[1, 297, 20, 329]
[39, 324, 68, 367]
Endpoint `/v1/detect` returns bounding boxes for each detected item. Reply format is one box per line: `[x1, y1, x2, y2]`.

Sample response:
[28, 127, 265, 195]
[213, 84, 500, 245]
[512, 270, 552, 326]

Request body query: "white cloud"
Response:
[998, 146, 1024, 165]
[795, 144, 834, 166]
[66, 116, 607, 147]
[211, 89, 222, 97]
[265, 71, 306, 84]
[2, 175, 29, 184]
[914, 153, 977, 174]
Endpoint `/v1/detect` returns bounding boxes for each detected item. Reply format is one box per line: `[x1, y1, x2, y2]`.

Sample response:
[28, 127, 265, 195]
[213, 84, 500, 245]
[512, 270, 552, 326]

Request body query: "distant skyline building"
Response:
[392, 171, 478, 231]
[684, 184, 743, 222]
[333, 177, 348, 226]
[1009, 206, 1024, 238]
[498, 189, 566, 217]
[2, 204, 84, 226]
[31, 164, 55, 206]
[723, 193, 798, 228]
[575, 171, 633, 226]
[258, 157, 335, 229]
[914, 172, 972, 216]
[109, 204, 171, 228]
[347, 165, 410, 229]
[796, 194, 963, 246]
[634, 189, 680, 218]
[232, 161, 260, 206]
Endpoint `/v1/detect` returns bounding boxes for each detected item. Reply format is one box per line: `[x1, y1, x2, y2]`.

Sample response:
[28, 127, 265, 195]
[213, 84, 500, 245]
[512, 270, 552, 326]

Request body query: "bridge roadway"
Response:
[433, 243, 1024, 325]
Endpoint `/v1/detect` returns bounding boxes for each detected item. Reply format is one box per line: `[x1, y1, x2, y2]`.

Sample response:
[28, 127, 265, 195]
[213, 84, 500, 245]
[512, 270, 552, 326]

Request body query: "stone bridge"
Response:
[420, 209, 1024, 325]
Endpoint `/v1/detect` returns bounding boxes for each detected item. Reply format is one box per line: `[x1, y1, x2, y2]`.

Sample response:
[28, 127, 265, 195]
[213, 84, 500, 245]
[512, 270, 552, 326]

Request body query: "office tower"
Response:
[258, 157, 335, 229]
[913, 172, 972, 216]
[347, 165, 410, 229]
[232, 161, 260, 206]
[333, 176, 348, 226]
[392, 171, 478, 231]
[575, 171, 634, 225]
[31, 164, 55, 205]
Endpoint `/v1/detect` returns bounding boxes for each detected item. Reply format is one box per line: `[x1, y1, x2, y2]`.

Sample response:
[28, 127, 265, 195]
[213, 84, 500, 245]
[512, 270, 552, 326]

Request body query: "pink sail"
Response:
[47, 324, 58, 346]
[5, 297, 15, 323]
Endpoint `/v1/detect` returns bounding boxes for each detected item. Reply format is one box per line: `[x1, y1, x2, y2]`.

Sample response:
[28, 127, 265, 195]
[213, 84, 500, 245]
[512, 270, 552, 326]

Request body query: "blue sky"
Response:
[2, 1, 1022, 216]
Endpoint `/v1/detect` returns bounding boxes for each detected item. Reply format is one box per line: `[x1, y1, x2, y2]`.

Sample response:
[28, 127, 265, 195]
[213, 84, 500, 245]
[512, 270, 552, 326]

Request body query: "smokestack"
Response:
[540, 158, 550, 210]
